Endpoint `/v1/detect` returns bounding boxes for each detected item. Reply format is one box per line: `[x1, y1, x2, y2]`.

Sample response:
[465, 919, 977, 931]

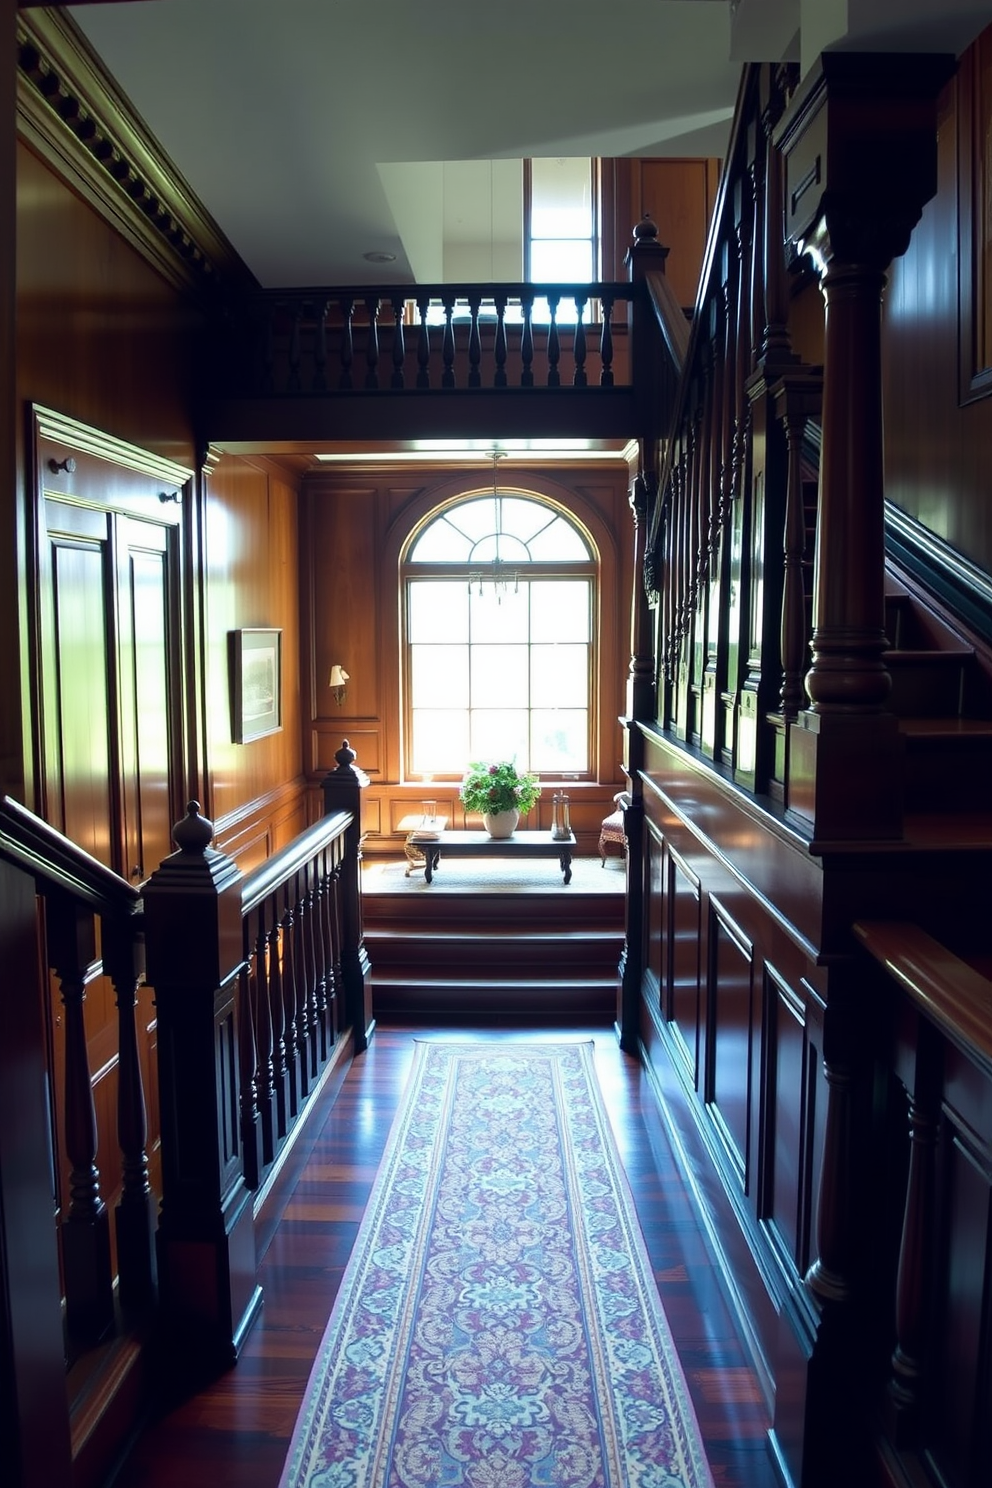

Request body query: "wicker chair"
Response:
[598, 791, 628, 864]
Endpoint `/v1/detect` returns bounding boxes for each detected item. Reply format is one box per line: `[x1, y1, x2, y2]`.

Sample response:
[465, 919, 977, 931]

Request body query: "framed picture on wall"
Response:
[230, 628, 282, 742]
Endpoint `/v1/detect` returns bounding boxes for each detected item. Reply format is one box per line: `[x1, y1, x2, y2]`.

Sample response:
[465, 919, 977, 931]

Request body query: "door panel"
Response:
[118, 518, 174, 882]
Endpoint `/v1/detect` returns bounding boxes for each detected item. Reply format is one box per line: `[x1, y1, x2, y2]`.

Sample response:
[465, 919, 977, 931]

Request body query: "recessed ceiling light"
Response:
[363, 251, 396, 263]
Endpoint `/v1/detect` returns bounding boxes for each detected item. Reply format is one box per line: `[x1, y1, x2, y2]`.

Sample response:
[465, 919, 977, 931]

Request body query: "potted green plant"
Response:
[460, 760, 541, 837]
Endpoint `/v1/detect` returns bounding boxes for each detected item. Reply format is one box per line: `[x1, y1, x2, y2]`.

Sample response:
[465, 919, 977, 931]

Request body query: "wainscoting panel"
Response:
[707, 897, 755, 1191]
[666, 841, 702, 1089]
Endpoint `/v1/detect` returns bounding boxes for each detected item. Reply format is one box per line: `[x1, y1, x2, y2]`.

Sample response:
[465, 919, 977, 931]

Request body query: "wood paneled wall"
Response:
[299, 462, 635, 852]
[602, 157, 722, 309]
[15, 138, 308, 866]
[884, 31, 992, 575]
[202, 453, 307, 869]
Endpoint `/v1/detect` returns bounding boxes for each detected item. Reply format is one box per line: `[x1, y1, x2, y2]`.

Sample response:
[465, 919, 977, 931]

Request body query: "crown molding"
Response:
[16, 7, 257, 301]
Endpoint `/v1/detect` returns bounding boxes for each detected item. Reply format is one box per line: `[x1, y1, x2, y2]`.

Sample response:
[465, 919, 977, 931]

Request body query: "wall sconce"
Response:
[329, 664, 349, 706]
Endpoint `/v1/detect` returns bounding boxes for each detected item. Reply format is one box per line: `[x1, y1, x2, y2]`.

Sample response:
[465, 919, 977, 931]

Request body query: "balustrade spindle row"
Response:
[650, 62, 815, 787]
[249, 285, 625, 396]
[239, 831, 344, 1191]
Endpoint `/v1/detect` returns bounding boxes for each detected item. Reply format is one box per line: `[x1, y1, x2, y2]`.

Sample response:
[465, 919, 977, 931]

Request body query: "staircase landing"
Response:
[362, 853, 626, 1024]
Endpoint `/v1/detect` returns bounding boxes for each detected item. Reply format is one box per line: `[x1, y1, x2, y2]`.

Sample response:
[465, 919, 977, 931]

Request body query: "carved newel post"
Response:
[321, 740, 373, 1052]
[142, 801, 261, 1366]
[775, 52, 955, 841]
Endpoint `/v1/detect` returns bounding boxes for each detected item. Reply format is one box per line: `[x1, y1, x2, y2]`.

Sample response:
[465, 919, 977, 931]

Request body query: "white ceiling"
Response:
[66, 0, 992, 290]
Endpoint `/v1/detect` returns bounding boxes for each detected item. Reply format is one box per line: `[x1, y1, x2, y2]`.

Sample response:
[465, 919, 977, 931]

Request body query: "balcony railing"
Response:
[209, 280, 646, 399]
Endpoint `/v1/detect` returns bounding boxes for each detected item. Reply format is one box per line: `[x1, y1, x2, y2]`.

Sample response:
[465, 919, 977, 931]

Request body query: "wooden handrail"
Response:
[240, 808, 351, 915]
[0, 794, 139, 917]
[644, 269, 690, 372]
[853, 919, 992, 1077]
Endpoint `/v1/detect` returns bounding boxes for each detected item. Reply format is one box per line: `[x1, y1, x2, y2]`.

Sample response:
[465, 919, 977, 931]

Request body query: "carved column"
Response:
[626, 470, 657, 722]
[143, 802, 261, 1367]
[775, 52, 955, 841]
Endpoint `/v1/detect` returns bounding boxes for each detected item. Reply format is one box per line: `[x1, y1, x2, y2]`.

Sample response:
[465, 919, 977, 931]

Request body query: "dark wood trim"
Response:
[957, 34, 992, 404]
[16, 9, 255, 298]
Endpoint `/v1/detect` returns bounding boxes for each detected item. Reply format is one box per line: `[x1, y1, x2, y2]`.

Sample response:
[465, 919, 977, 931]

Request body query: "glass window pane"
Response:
[470, 533, 530, 564]
[411, 644, 468, 707]
[409, 581, 469, 642]
[469, 644, 529, 708]
[531, 710, 588, 772]
[409, 519, 473, 562]
[531, 240, 593, 283]
[469, 711, 529, 767]
[531, 580, 590, 642]
[526, 517, 590, 561]
[530, 157, 592, 237]
[411, 710, 470, 774]
[470, 584, 529, 642]
[531, 644, 588, 706]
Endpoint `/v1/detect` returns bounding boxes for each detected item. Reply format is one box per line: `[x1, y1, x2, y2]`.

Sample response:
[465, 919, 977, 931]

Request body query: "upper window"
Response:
[403, 476, 597, 780]
[526, 157, 596, 282]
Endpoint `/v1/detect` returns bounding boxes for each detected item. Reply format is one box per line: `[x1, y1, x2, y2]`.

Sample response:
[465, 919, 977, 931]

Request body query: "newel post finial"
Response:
[626, 214, 670, 280]
[320, 742, 373, 1051]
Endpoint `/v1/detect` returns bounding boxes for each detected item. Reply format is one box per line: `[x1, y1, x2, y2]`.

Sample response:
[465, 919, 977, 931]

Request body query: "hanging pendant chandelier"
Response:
[469, 448, 519, 601]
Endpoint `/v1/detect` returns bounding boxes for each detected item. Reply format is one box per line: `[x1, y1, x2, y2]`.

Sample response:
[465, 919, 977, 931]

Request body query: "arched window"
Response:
[403, 476, 597, 781]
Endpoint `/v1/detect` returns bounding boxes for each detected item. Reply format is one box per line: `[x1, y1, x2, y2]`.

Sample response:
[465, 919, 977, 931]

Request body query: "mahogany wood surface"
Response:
[108, 1026, 777, 1488]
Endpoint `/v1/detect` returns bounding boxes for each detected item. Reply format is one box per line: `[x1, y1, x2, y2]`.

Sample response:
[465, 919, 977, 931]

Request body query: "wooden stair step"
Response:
[898, 717, 992, 811]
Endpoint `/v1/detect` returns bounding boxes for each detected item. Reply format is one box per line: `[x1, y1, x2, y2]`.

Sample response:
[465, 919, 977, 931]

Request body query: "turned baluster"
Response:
[280, 894, 303, 1112]
[250, 907, 276, 1170]
[416, 296, 431, 388]
[546, 292, 561, 386]
[717, 239, 736, 530]
[760, 64, 798, 368]
[390, 294, 406, 389]
[287, 874, 312, 1097]
[493, 293, 508, 387]
[466, 295, 482, 388]
[702, 323, 722, 566]
[363, 295, 380, 389]
[441, 293, 456, 388]
[732, 169, 754, 503]
[267, 902, 290, 1138]
[103, 913, 156, 1313]
[599, 293, 615, 385]
[294, 871, 318, 1083]
[338, 295, 354, 390]
[773, 382, 820, 719]
[312, 298, 328, 391]
[287, 303, 302, 392]
[572, 294, 588, 386]
[238, 913, 261, 1189]
[888, 1026, 941, 1439]
[328, 856, 344, 1041]
[307, 862, 325, 1069]
[310, 854, 329, 1062]
[47, 894, 114, 1343]
[520, 291, 535, 387]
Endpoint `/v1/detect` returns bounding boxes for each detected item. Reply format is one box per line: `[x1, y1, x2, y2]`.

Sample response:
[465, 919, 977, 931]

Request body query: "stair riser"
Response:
[372, 981, 616, 1020]
[903, 741, 992, 811]
[366, 944, 623, 979]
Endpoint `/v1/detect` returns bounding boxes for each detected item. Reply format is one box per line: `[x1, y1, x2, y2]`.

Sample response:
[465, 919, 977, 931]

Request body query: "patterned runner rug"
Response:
[279, 1041, 714, 1488]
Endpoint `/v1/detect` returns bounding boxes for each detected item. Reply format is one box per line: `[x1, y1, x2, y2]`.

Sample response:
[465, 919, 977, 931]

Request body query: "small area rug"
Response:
[279, 1041, 714, 1488]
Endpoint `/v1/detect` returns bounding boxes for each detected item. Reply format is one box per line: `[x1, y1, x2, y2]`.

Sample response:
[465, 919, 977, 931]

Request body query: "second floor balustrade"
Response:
[200, 277, 680, 444]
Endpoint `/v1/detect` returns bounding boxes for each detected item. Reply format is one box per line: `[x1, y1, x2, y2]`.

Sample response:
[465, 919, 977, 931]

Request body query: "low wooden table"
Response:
[397, 813, 449, 875]
[407, 828, 576, 885]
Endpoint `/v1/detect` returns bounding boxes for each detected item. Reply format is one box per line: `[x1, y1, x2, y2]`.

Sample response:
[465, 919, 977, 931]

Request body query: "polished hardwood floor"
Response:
[107, 1025, 778, 1488]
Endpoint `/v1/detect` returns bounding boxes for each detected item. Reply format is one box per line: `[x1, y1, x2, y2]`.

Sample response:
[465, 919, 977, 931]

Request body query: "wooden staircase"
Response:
[362, 860, 625, 1023]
